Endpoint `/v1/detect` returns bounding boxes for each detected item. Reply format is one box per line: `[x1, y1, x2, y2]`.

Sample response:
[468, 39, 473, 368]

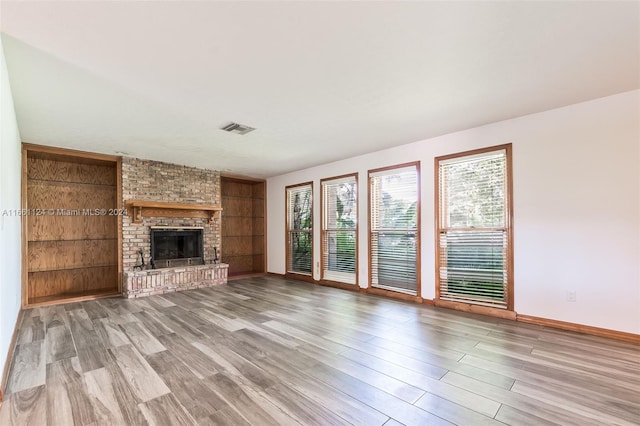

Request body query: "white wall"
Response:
[0, 37, 23, 386]
[267, 90, 640, 334]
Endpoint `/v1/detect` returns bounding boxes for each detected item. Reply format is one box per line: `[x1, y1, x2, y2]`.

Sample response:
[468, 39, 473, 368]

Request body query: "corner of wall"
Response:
[0, 35, 24, 398]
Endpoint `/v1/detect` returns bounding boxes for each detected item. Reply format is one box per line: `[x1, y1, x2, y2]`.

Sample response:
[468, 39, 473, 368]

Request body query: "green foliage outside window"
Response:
[290, 187, 312, 274]
[328, 183, 356, 273]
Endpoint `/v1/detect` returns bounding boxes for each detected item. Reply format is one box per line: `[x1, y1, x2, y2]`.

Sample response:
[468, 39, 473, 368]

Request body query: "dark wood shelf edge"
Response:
[28, 264, 118, 273]
[27, 290, 121, 308]
[125, 200, 223, 224]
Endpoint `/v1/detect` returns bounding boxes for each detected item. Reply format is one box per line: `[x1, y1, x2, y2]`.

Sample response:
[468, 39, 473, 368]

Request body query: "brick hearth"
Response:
[123, 263, 229, 298]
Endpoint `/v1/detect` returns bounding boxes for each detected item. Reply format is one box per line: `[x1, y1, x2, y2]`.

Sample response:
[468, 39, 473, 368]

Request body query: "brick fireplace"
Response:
[121, 157, 228, 298]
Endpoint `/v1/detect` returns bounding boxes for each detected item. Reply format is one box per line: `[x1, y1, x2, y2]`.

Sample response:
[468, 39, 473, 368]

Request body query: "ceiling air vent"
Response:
[220, 122, 256, 135]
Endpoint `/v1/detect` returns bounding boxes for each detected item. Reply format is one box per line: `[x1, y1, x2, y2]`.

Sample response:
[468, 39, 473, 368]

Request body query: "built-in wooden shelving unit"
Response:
[221, 176, 266, 277]
[22, 144, 122, 306]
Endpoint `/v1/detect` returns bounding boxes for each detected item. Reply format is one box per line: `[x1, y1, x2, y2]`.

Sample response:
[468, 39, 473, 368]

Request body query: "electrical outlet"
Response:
[316, 261, 320, 275]
[566, 291, 577, 302]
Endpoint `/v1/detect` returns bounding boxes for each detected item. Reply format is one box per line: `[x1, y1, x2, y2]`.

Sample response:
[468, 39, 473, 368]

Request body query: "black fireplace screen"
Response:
[150, 228, 204, 268]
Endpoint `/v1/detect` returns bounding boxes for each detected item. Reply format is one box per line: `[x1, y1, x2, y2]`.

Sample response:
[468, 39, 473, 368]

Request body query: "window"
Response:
[321, 174, 357, 284]
[369, 163, 420, 295]
[286, 182, 313, 275]
[436, 144, 513, 310]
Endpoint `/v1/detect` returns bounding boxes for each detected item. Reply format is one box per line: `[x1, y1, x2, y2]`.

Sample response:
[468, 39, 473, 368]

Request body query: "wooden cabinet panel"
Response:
[223, 236, 254, 256]
[251, 183, 265, 199]
[28, 156, 117, 186]
[252, 218, 264, 236]
[28, 215, 117, 241]
[222, 217, 253, 237]
[221, 197, 253, 217]
[226, 256, 254, 276]
[252, 236, 264, 255]
[222, 181, 253, 198]
[28, 266, 118, 300]
[253, 254, 265, 272]
[252, 199, 265, 217]
[28, 180, 116, 210]
[28, 239, 117, 272]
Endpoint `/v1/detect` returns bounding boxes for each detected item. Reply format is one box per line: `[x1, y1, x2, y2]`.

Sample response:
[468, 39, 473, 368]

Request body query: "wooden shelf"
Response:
[28, 289, 120, 307]
[125, 200, 223, 224]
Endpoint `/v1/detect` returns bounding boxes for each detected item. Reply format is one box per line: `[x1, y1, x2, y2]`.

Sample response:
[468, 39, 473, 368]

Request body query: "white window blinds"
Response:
[286, 183, 313, 275]
[321, 175, 357, 284]
[369, 164, 419, 295]
[437, 148, 511, 308]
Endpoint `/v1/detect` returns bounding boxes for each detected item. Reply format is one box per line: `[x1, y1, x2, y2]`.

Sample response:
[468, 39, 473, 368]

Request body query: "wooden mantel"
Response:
[125, 200, 222, 224]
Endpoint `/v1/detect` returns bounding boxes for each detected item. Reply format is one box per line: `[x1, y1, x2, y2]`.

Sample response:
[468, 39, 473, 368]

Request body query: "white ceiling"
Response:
[1, 1, 638, 178]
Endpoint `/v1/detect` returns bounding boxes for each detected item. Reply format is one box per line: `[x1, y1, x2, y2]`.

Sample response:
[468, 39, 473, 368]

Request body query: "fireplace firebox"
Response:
[150, 227, 205, 268]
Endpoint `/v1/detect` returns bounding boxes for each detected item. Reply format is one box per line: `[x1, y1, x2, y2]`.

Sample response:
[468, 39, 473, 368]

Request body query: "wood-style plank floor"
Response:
[1, 276, 639, 425]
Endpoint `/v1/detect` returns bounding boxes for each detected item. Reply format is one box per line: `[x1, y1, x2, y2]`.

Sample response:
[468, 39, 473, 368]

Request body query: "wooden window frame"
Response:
[434, 144, 515, 316]
[285, 181, 314, 281]
[320, 173, 358, 289]
[368, 161, 421, 301]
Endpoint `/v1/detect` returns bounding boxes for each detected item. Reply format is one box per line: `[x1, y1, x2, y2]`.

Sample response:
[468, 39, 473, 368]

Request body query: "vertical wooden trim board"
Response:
[505, 144, 515, 311]
[21, 147, 28, 308]
[415, 161, 422, 299]
[262, 181, 268, 275]
[116, 156, 123, 295]
[433, 155, 441, 302]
